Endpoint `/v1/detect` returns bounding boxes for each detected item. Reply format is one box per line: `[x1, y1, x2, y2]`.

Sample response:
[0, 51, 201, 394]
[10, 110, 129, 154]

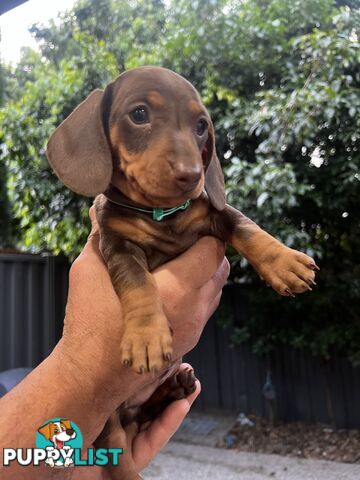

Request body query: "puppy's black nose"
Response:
[174, 165, 201, 192]
[66, 428, 75, 436]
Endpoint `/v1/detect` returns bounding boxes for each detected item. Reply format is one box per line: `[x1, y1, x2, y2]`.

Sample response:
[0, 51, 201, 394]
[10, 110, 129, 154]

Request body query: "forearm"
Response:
[0, 233, 227, 479]
[0, 322, 185, 480]
[0, 340, 145, 479]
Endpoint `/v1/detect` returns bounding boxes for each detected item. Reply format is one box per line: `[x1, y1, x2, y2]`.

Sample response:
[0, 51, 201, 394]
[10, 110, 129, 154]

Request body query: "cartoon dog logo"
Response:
[38, 419, 76, 467]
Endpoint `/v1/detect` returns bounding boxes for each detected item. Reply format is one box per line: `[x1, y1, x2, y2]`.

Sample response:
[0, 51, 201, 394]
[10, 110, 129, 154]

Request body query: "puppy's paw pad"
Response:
[169, 368, 197, 398]
[178, 368, 197, 394]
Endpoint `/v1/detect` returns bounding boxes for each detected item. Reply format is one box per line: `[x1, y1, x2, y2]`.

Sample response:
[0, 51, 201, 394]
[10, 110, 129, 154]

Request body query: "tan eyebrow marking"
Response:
[147, 91, 165, 108]
[188, 100, 204, 115]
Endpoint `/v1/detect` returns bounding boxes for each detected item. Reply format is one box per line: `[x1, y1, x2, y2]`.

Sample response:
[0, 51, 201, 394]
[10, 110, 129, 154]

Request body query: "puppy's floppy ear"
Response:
[38, 423, 52, 440]
[46, 89, 113, 197]
[203, 119, 226, 211]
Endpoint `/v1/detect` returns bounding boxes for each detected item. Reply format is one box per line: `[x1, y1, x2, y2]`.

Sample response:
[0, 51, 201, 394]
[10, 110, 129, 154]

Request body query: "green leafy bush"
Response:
[0, 0, 359, 362]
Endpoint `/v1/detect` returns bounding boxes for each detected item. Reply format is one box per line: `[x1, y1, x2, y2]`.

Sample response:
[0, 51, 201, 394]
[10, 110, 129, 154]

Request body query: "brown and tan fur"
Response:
[47, 66, 318, 479]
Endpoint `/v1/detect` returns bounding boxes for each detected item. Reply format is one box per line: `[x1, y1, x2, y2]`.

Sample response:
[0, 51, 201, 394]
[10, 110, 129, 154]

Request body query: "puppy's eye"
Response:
[129, 106, 149, 124]
[196, 119, 208, 136]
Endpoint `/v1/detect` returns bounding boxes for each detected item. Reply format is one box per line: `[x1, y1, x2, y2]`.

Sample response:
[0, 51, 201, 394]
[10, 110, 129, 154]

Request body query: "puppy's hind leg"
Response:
[94, 409, 142, 480]
[135, 366, 197, 425]
[95, 368, 197, 479]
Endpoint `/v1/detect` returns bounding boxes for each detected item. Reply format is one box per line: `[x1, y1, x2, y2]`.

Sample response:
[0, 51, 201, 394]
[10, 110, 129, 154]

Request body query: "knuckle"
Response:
[69, 257, 87, 281]
[222, 257, 231, 279]
[214, 290, 223, 309]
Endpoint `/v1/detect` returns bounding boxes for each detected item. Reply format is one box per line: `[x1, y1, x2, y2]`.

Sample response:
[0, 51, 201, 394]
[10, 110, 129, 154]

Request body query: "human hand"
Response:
[122, 363, 201, 475]
[0, 207, 227, 480]
[0, 206, 227, 480]
[57, 207, 228, 442]
[71, 363, 200, 480]
[130, 363, 200, 472]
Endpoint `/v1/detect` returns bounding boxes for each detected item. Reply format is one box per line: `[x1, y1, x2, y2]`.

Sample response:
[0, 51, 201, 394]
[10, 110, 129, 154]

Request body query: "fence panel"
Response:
[185, 289, 360, 428]
[0, 253, 69, 371]
[1, 253, 359, 428]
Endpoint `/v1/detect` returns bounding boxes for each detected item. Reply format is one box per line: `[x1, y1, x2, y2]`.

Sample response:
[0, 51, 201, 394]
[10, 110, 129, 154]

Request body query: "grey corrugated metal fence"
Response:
[185, 286, 360, 429]
[1, 253, 359, 428]
[0, 253, 69, 370]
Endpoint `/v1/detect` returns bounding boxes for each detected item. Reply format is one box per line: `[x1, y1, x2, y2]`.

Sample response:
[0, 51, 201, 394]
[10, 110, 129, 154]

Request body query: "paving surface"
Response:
[142, 412, 360, 479]
[143, 441, 360, 480]
[171, 411, 236, 447]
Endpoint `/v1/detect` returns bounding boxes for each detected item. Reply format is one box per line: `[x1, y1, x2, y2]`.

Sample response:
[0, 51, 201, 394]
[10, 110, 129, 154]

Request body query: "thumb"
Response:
[76, 206, 102, 262]
[87, 205, 100, 241]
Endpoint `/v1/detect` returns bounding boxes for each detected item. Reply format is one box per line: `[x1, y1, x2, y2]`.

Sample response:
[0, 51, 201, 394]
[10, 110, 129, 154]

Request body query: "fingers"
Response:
[154, 236, 226, 290]
[73, 206, 103, 266]
[69, 207, 110, 289]
[201, 256, 230, 302]
[84, 205, 101, 252]
[145, 378, 200, 442]
[207, 290, 223, 319]
[88, 205, 99, 236]
[190, 257, 229, 332]
[133, 363, 201, 471]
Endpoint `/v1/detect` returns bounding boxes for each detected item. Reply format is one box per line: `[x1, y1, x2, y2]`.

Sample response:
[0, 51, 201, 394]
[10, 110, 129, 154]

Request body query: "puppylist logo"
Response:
[3, 418, 123, 468]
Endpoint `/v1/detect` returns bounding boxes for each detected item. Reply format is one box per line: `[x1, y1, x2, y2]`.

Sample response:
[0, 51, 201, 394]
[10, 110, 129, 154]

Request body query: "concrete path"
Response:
[143, 441, 360, 480]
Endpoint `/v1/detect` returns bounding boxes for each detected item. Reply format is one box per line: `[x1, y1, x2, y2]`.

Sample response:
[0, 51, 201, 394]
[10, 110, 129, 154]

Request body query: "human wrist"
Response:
[55, 334, 144, 405]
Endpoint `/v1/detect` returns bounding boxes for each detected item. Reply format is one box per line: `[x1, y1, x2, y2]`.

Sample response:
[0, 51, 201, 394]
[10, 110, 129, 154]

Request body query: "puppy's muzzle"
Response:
[174, 164, 202, 193]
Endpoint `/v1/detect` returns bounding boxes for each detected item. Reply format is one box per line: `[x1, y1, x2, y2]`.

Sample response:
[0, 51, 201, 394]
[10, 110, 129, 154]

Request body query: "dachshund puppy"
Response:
[47, 65, 318, 374]
[47, 66, 318, 478]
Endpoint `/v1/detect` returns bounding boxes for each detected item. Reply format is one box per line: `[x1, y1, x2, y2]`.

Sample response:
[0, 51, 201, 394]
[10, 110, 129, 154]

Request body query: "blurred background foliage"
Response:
[0, 0, 359, 362]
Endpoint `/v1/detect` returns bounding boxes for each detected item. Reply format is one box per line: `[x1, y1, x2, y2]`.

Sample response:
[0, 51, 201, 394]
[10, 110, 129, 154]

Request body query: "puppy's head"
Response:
[47, 66, 225, 210]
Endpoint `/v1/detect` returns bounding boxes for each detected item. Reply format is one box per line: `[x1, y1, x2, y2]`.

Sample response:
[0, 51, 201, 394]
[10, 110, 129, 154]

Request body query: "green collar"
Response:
[105, 189, 191, 221]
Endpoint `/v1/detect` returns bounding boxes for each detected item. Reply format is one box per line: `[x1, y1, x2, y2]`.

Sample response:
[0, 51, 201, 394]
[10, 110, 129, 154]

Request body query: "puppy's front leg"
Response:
[100, 235, 173, 373]
[213, 204, 318, 296]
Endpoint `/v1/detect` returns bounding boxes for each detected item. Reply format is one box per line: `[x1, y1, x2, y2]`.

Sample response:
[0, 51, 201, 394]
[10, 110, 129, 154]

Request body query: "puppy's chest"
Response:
[105, 199, 212, 270]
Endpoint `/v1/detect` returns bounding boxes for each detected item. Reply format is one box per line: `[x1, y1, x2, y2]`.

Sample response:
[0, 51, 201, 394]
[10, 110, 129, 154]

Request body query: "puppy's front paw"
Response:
[120, 313, 173, 373]
[257, 246, 319, 297]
